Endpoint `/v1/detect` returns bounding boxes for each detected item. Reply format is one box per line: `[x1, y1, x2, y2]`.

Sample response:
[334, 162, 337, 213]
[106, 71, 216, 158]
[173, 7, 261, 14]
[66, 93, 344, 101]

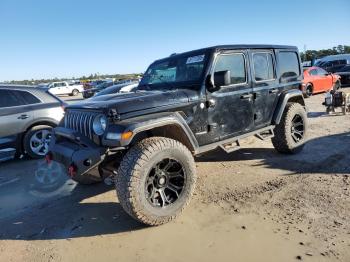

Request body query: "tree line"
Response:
[300, 45, 350, 62]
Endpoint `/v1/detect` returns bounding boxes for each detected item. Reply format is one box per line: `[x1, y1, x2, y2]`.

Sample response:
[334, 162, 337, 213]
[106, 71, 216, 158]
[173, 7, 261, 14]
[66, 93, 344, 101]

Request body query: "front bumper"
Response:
[49, 127, 107, 178]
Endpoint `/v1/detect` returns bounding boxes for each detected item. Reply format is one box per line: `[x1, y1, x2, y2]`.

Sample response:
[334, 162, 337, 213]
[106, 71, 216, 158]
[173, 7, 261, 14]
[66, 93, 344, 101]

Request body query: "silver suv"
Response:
[0, 85, 65, 161]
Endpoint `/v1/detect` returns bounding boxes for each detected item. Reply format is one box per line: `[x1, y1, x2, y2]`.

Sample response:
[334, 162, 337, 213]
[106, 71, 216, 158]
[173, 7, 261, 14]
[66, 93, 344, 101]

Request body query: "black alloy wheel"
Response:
[291, 114, 304, 143]
[145, 158, 185, 208]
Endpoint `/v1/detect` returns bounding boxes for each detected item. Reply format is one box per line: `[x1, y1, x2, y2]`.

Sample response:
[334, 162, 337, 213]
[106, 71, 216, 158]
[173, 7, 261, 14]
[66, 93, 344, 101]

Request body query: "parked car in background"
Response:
[93, 82, 139, 97]
[38, 81, 83, 96]
[83, 79, 109, 90]
[82, 80, 114, 98]
[334, 65, 350, 85]
[0, 85, 65, 161]
[68, 80, 82, 86]
[302, 67, 341, 97]
[315, 54, 350, 73]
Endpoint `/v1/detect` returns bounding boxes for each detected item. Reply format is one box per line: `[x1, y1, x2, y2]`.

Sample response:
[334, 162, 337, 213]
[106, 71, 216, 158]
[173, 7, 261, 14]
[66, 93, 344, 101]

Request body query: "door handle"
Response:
[240, 94, 253, 99]
[17, 114, 29, 120]
[269, 88, 278, 94]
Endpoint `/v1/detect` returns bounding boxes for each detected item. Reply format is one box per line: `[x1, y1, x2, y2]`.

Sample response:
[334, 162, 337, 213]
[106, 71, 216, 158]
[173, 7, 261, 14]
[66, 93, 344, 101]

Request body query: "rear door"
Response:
[206, 50, 254, 140]
[249, 50, 279, 128]
[61, 82, 71, 94]
[0, 89, 34, 139]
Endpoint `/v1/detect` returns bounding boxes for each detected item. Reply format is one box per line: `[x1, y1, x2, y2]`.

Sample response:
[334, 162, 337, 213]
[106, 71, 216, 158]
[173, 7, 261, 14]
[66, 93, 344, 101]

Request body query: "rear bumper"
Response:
[49, 127, 106, 178]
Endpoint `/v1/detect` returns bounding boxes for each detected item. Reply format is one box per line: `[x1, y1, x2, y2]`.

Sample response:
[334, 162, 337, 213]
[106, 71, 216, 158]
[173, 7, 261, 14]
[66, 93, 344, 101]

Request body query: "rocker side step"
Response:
[220, 140, 240, 153]
[195, 125, 275, 155]
[255, 128, 274, 141]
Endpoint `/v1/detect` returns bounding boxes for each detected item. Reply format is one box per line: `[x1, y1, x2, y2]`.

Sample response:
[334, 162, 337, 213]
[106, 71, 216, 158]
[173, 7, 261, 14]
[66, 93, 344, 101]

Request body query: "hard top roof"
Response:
[155, 44, 298, 63]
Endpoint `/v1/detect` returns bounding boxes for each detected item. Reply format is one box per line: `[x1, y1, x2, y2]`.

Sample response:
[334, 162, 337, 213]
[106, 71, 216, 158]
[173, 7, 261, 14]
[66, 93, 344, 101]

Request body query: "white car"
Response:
[93, 82, 139, 97]
[38, 81, 84, 96]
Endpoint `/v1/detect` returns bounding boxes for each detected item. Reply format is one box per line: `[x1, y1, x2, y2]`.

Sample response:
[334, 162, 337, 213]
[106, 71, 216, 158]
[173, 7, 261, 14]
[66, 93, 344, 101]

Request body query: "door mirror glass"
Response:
[214, 70, 231, 88]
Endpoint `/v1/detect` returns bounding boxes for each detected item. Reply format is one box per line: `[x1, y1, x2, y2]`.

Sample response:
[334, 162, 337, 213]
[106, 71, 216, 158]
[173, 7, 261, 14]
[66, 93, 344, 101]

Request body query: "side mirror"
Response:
[214, 70, 231, 88]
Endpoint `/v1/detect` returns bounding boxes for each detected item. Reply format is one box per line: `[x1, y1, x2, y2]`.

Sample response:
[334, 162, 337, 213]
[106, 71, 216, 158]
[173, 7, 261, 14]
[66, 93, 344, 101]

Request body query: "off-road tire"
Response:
[24, 125, 53, 159]
[115, 137, 196, 226]
[272, 102, 307, 154]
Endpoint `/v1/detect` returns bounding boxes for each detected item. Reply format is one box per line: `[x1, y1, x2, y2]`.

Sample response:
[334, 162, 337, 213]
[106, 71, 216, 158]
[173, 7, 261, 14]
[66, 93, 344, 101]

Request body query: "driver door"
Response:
[206, 50, 254, 141]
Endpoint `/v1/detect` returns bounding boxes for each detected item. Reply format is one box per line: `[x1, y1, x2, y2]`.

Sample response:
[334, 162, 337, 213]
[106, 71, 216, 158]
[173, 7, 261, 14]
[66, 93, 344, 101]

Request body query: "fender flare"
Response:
[272, 89, 305, 125]
[105, 112, 199, 151]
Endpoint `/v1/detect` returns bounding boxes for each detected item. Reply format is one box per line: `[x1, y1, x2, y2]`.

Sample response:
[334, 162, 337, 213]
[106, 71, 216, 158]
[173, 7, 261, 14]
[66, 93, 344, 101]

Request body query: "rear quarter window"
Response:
[278, 51, 300, 79]
[13, 90, 41, 105]
[0, 89, 25, 108]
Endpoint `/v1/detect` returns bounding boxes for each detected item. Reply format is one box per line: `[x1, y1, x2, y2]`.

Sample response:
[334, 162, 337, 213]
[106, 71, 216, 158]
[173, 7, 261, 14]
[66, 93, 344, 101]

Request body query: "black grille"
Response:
[64, 110, 96, 140]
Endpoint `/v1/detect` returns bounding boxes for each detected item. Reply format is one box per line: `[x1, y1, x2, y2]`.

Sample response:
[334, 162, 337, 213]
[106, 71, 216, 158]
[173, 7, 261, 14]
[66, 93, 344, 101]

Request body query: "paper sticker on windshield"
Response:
[186, 55, 205, 64]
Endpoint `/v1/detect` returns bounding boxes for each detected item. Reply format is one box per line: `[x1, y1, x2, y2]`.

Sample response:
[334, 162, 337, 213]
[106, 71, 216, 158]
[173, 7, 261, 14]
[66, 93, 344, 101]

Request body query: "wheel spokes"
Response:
[145, 158, 185, 208]
[158, 189, 169, 207]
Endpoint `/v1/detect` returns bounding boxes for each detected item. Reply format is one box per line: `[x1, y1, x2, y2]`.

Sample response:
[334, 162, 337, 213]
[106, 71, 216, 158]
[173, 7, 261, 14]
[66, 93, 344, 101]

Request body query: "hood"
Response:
[67, 90, 193, 114]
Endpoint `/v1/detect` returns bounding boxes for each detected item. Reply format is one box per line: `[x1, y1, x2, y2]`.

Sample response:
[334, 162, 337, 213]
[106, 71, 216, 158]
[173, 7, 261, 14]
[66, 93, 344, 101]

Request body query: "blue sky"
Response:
[0, 0, 349, 81]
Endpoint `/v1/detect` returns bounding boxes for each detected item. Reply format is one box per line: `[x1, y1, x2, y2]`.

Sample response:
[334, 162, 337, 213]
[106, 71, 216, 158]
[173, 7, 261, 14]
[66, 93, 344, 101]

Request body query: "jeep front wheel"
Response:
[115, 137, 196, 226]
[272, 102, 307, 154]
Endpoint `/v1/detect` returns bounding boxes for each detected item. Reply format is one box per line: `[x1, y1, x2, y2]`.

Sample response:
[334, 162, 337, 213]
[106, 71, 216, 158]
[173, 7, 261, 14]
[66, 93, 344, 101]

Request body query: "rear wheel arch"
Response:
[272, 91, 305, 125]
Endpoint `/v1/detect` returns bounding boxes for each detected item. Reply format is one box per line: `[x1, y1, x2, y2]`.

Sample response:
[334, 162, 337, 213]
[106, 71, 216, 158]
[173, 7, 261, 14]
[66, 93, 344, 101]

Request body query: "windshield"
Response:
[139, 52, 208, 90]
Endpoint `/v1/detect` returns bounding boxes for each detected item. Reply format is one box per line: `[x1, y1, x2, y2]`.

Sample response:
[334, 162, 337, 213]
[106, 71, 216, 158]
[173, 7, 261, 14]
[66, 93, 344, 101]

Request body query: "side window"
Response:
[13, 90, 41, 105]
[339, 60, 347, 65]
[309, 69, 318, 76]
[0, 90, 25, 108]
[252, 52, 275, 81]
[331, 61, 339, 66]
[214, 53, 246, 85]
[317, 68, 328, 75]
[278, 52, 300, 78]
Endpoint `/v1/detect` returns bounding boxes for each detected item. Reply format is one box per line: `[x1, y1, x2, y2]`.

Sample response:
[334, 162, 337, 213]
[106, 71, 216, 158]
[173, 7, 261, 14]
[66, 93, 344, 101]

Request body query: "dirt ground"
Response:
[0, 93, 349, 262]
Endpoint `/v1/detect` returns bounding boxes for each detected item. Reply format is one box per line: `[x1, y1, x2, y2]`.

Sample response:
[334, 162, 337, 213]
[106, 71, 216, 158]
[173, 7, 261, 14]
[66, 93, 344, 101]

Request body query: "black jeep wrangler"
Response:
[49, 45, 307, 225]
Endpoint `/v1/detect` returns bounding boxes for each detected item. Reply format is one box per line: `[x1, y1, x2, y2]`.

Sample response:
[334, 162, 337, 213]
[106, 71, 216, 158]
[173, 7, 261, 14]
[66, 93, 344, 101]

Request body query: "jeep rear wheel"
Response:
[272, 102, 307, 154]
[115, 137, 196, 226]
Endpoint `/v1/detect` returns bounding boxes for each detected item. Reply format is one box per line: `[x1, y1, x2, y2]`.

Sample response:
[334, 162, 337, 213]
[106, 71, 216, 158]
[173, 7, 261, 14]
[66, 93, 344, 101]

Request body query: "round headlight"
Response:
[93, 115, 107, 135]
